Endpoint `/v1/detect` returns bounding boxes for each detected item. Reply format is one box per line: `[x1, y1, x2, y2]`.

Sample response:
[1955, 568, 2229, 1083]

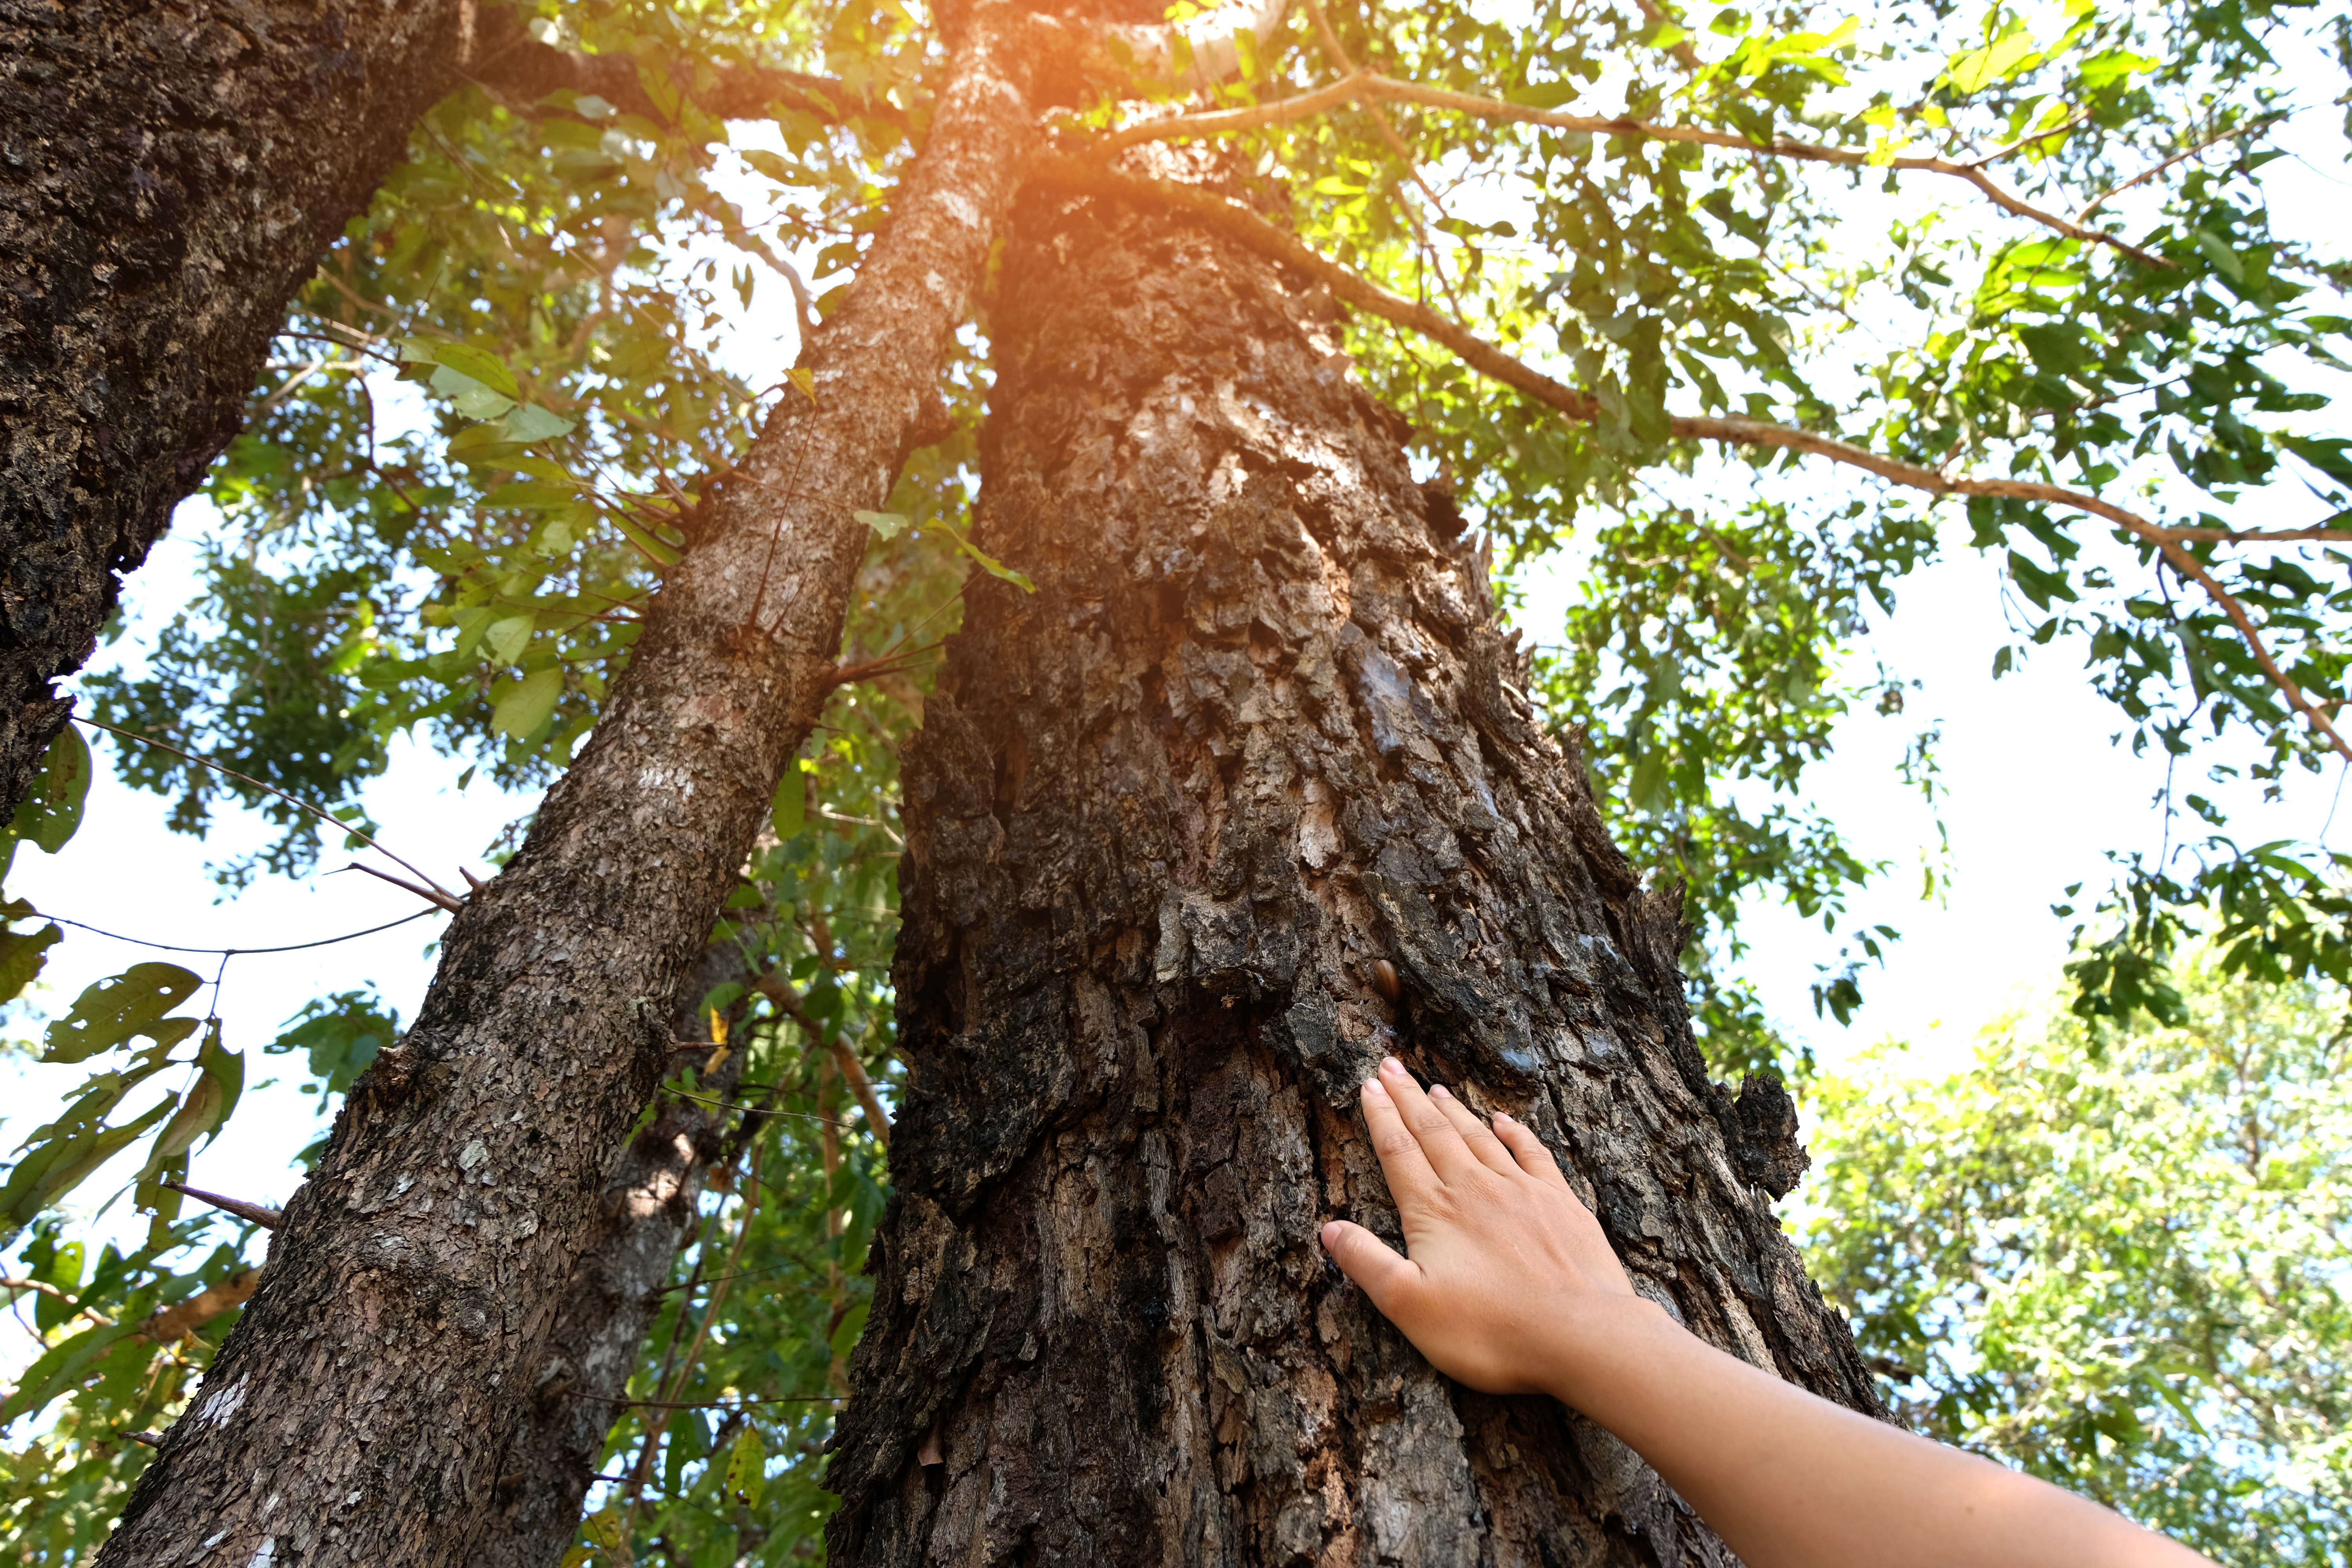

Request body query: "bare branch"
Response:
[136, 1270, 261, 1345]
[1033, 156, 2352, 765]
[160, 1184, 284, 1232]
[466, 12, 899, 127]
[80, 718, 462, 906]
[1088, 71, 2166, 265]
[2076, 113, 2287, 221]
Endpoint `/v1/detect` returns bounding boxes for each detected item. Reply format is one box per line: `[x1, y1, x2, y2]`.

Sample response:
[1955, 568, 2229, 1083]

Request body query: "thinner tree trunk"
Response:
[0, 0, 469, 815]
[94, 13, 1052, 1563]
[472, 944, 754, 1568]
[826, 181, 1876, 1566]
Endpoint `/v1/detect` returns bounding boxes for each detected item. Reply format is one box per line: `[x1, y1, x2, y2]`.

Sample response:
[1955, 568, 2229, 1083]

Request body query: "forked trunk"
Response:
[827, 180, 1876, 1566]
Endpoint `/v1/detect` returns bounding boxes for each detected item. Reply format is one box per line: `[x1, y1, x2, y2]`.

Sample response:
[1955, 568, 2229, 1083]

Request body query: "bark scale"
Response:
[826, 183, 1876, 1566]
[94, 11, 1052, 1563]
[0, 0, 473, 816]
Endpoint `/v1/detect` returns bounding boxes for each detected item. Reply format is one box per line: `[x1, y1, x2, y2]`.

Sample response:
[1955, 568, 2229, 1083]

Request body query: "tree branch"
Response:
[1031, 155, 2352, 765]
[750, 975, 892, 1146]
[136, 1270, 261, 1345]
[1087, 71, 2165, 265]
[466, 11, 900, 127]
[2075, 113, 2287, 222]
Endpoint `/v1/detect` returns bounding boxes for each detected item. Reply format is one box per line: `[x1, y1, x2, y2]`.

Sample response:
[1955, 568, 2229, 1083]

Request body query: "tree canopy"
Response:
[1805, 956, 2352, 1564]
[1, 0, 2347, 1559]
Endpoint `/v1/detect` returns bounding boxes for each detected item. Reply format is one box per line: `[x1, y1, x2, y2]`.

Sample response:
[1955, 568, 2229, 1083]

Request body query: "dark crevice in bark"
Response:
[828, 177, 1878, 1566]
[0, 0, 472, 816]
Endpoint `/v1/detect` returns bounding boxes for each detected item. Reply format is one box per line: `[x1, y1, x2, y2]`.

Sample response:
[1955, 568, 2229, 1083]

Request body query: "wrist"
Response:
[1538, 1292, 1687, 1416]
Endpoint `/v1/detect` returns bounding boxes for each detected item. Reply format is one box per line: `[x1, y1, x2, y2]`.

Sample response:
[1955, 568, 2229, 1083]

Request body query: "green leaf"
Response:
[725, 1424, 766, 1508]
[16, 1099, 176, 1227]
[425, 343, 521, 399]
[951, 533, 1035, 594]
[483, 614, 535, 668]
[482, 480, 579, 510]
[0, 915, 62, 1005]
[9, 724, 91, 856]
[504, 404, 577, 442]
[492, 668, 565, 739]
[855, 510, 908, 539]
[2192, 230, 2244, 284]
[771, 766, 808, 839]
[429, 365, 519, 421]
[42, 964, 204, 1065]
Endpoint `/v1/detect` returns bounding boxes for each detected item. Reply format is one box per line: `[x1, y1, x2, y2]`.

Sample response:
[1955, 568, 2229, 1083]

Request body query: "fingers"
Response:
[1426, 1084, 1523, 1179]
[1374, 1058, 1488, 1185]
[1492, 1112, 1574, 1192]
[1357, 1067, 1441, 1207]
[1320, 1219, 1420, 1311]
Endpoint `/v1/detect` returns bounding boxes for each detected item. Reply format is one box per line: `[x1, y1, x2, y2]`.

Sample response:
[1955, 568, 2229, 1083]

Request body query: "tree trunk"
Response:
[472, 943, 755, 1568]
[0, 0, 471, 816]
[93, 12, 1053, 1563]
[826, 180, 1878, 1566]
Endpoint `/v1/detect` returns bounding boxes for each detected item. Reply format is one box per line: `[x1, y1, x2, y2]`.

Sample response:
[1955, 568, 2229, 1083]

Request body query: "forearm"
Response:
[1555, 1301, 2214, 1568]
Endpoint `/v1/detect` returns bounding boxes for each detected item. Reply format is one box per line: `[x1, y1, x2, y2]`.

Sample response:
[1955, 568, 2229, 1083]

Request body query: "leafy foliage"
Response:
[1803, 957, 2352, 1564]
[3, 0, 2348, 1558]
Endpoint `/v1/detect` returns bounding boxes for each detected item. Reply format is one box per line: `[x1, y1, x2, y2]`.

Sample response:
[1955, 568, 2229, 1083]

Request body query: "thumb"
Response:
[1321, 1219, 1420, 1312]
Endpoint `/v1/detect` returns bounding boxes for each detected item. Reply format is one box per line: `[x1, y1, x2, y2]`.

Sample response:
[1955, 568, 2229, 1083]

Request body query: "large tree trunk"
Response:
[0, 0, 469, 815]
[826, 180, 1877, 1566]
[94, 11, 1055, 1563]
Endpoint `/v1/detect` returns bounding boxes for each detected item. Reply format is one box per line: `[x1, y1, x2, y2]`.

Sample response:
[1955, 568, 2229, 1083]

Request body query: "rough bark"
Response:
[95, 10, 1053, 1563]
[0, 0, 472, 818]
[474, 944, 755, 1568]
[826, 180, 1877, 1566]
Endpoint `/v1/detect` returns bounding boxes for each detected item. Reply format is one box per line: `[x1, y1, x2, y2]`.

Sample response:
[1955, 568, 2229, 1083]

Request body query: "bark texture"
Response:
[826, 182, 1877, 1566]
[0, 0, 469, 817]
[96, 12, 1053, 1563]
[475, 944, 754, 1568]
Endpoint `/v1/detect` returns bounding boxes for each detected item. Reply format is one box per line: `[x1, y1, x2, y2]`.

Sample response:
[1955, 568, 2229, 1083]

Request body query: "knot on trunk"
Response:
[1729, 1071, 1811, 1198]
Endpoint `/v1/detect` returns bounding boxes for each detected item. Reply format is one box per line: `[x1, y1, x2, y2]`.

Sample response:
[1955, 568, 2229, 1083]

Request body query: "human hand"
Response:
[1320, 1055, 1653, 1399]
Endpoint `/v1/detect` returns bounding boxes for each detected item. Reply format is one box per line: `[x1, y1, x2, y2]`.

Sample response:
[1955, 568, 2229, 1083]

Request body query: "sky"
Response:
[2, 0, 2346, 1325]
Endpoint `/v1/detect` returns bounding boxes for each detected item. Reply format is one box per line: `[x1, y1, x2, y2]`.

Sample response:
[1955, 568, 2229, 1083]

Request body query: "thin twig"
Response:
[2076, 113, 2287, 221]
[42, 908, 439, 956]
[336, 862, 467, 916]
[160, 1183, 283, 1231]
[751, 975, 891, 1145]
[1033, 156, 2352, 766]
[77, 719, 464, 905]
[1087, 71, 2165, 265]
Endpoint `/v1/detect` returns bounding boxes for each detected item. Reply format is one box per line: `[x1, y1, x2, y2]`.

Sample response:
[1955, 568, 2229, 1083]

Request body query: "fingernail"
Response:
[1494, 1111, 1515, 1126]
[1361, 1076, 1390, 1102]
[1429, 1083, 1453, 1101]
[1380, 1055, 1404, 1075]
[1320, 1221, 1342, 1250]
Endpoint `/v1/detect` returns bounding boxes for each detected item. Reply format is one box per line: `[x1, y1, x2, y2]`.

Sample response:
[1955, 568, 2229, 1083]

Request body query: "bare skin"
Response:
[1319, 1055, 2218, 1568]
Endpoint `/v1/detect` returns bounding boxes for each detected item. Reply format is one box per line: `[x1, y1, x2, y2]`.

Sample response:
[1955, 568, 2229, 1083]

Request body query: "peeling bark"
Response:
[827, 180, 1879, 1566]
[95, 10, 1054, 1563]
[0, 0, 470, 816]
